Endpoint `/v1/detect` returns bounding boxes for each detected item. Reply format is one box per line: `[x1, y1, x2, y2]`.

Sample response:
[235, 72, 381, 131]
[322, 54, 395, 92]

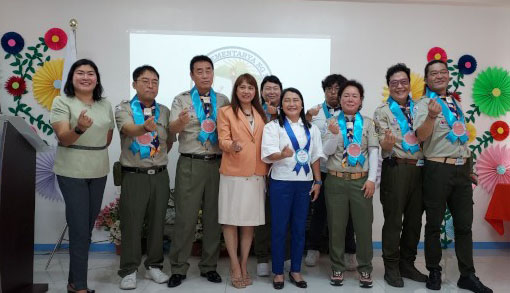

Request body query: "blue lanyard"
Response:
[191, 86, 218, 145]
[129, 95, 160, 159]
[426, 88, 468, 144]
[338, 112, 365, 166]
[283, 118, 311, 175]
[388, 97, 420, 154]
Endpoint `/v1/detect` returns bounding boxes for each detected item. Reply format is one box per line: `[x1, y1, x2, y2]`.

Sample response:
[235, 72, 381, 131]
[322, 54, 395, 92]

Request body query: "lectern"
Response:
[0, 116, 49, 293]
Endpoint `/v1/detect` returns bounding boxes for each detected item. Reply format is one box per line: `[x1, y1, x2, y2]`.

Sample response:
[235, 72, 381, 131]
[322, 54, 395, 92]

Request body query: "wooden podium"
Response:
[0, 116, 49, 293]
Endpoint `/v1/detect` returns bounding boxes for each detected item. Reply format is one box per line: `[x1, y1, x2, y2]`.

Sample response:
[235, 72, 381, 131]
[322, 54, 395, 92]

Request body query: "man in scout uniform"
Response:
[373, 63, 427, 287]
[414, 60, 492, 293]
[304, 74, 358, 270]
[167, 55, 230, 288]
[116, 65, 174, 290]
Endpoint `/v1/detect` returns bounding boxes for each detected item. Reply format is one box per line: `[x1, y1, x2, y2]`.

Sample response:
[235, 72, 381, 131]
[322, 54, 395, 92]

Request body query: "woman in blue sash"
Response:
[323, 80, 379, 288]
[261, 88, 325, 289]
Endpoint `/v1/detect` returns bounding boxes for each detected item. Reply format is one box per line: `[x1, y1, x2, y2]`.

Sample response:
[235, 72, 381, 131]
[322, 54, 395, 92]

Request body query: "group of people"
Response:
[49, 55, 492, 293]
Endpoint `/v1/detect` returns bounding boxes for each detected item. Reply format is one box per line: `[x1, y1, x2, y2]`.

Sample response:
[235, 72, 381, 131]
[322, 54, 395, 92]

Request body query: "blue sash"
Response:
[338, 112, 365, 166]
[191, 86, 218, 145]
[426, 88, 468, 144]
[129, 95, 160, 159]
[283, 118, 311, 175]
[388, 97, 420, 154]
[322, 102, 332, 119]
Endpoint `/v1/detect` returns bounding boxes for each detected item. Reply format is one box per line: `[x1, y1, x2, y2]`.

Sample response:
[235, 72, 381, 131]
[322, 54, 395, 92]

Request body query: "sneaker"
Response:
[359, 272, 373, 288]
[426, 270, 442, 290]
[345, 253, 357, 271]
[457, 274, 493, 293]
[330, 270, 344, 286]
[257, 263, 270, 277]
[284, 259, 291, 272]
[145, 267, 169, 284]
[120, 271, 137, 290]
[304, 250, 320, 267]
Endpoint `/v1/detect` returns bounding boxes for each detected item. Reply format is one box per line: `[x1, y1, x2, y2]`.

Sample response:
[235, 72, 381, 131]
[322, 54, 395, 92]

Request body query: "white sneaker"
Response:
[145, 267, 170, 284]
[120, 271, 137, 290]
[305, 250, 320, 267]
[284, 259, 291, 272]
[257, 263, 270, 277]
[345, 253, 358, 271]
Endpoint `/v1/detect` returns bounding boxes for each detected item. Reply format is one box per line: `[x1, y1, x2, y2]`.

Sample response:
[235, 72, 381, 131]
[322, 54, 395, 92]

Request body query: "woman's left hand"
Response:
[309, 183, 321, 202]
[361, 180, 375, 198]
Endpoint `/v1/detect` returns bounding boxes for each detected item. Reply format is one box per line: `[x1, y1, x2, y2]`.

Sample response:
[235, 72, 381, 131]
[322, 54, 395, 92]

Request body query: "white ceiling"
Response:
[308, 0, 510, 7]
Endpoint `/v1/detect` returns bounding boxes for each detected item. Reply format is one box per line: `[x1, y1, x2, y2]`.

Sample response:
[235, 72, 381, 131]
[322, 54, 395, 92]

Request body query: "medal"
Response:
[295, 149, 310, 165]
[403, 132, 419, 146]
[346, 143, 361, 158]
[201, 118, 216, 133]
[136, 133, 153, 146]
[452, 121, 466, 137]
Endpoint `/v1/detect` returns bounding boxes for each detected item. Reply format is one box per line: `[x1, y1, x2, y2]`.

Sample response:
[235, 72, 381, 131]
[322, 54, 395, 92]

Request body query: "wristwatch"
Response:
[314, 180, 323, 185]
[74, 126, 85, 135]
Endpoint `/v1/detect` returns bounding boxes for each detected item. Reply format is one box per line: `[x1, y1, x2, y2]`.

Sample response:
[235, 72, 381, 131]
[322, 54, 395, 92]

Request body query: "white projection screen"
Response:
[129, 32, 331, 110]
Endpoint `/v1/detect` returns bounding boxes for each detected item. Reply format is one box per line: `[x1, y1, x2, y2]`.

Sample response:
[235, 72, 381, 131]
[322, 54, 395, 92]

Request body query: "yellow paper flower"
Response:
[382, 72, 425, 102]
[32, 59, 64, 110]
[466, 122, 477, 143]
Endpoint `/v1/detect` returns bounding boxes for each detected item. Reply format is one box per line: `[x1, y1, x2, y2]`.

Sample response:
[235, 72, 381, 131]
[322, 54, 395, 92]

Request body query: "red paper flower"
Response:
[44, 28, 67, 50]
[451, 92, 461, 102]
[490, 121, 509, 141]
[4, 76, 26, 96]
[427, 47, 448, 62]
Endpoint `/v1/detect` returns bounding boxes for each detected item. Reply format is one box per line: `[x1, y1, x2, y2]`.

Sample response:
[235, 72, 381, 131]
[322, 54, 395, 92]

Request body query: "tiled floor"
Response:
[35, 249, 509, 292]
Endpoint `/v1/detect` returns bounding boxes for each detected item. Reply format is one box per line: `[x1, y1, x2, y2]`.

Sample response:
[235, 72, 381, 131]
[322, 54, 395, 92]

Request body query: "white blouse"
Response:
[261, 118, 326, 181]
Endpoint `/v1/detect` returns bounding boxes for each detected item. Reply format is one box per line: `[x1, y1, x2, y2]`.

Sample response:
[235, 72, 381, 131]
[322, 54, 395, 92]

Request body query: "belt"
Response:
[181, 153, 222, 161]
[58, 143, 107, 150]
[121, 165, 167, 175]
[427, 157, 466, 165]
[328, 170, 368, 180]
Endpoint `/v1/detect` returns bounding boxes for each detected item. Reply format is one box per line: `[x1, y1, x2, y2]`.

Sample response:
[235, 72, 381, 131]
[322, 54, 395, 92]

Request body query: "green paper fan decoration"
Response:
[472, 67, 510, 117]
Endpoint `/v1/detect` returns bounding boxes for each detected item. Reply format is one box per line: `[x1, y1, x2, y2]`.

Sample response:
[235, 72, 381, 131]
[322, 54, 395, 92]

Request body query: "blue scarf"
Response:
[283, 118, 311, 175]
[129, 95, 160, 159]
[426, 88, 468, 144]
[338, 112, 365, 166]
[191, 86, 218, 145]
[388, 96, 420, 154]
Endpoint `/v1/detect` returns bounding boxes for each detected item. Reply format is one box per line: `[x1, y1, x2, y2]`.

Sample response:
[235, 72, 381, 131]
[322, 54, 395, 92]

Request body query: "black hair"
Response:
[321, 74, 347, 92]
[132, 65, 159, 81]
[260, 75, 283, 92]
[190, 55, 214, 73]
[277, 87, 311, 129]
[424, 59, 448, 78]
[63, 59, 103, 101]
[338, 80, 365, 112]
[385, 63, 411, 85]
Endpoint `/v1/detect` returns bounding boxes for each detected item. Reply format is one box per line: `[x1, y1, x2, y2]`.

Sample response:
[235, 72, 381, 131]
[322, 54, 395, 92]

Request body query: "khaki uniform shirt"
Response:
[169, 90, 230, 155]
[413, 96, 470, 159]
[373, 99, 424, 160]
[115, 100, 173, 167]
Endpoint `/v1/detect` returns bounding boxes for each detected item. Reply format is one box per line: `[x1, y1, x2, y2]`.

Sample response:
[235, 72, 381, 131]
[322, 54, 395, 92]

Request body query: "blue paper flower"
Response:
[458, 54, 477, 75]
[1, 32, 25, 54]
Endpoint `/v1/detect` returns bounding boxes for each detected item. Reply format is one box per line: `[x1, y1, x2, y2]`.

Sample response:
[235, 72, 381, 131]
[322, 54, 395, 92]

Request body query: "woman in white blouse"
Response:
[261, 87, 325, 290]
[322, 80, 379, 288]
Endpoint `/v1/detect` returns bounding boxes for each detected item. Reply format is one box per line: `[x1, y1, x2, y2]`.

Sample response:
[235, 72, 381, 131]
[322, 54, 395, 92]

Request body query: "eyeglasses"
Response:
[389, 79, 410, 88]
[428, 70, 449, 78]
[136, 79, 159, 86]
[325, 86, 340, 93]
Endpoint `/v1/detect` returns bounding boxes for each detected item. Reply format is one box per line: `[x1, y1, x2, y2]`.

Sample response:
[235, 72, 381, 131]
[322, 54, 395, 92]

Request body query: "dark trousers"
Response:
[423, 160, 475, 276]
[270, 179, 312, 274]
[308, 172, 356, 254]
[57, 175, 107, 290]
[380, 161, 423, 270]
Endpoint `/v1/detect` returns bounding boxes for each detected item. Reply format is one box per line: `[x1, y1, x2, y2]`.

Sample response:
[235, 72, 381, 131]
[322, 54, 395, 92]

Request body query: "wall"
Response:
[1, 0, 509, 245]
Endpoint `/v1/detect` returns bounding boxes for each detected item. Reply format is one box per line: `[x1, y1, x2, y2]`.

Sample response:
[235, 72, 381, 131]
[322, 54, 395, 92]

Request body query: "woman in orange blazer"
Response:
[217, 73, 268, 288]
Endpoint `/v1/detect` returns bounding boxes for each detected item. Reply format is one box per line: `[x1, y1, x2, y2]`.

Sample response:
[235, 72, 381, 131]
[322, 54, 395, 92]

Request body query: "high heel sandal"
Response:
[230, 272, 246, 289]
[242, 273, 253, 286]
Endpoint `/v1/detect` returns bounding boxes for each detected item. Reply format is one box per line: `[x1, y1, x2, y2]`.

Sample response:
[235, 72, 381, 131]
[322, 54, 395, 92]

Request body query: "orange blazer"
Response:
[217, 106, 269, 177]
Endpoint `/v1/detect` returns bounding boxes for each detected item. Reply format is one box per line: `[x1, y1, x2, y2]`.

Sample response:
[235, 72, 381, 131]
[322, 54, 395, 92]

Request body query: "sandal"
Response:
[242, 273, 253, 286]
[230, 272, 246, 289]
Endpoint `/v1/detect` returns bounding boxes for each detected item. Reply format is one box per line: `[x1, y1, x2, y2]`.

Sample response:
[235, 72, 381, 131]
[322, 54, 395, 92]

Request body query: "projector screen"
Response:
[129, 32, 331, 110]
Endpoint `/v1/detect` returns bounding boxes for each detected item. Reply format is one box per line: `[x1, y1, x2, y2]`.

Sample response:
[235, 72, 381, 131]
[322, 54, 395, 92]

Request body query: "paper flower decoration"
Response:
[32, 59, 64, 110]
[458, 55, 477, 75]
[445, 216, 455, 239]
[472, 67, 510, 117]
[451, 92, 461, 102]
[44, 28, 67, 50]
[381, 72, 425, 102]
[476, 144, 510, 196]
[490, 121, 509, 141]
[427, 47, 447, 62]
[1, 32, 24, 54]
[36, 146, 63, 201]
[4, 76, 26, 96]
[466, 122, 477, 143]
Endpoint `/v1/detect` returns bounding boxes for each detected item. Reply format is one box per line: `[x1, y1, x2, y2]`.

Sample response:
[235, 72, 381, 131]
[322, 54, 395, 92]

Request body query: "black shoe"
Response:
[167, 274, 186, 288]
[384, 271, 404, 288]
[426, 270, 441, 290]
[273, 275, 284, 290]
[400, 262, 428, 283]
[67, 284, 94, 293]
[200, 271, 222, 283]
[457, 274, 493, 293]
[289, 272, 307, 288]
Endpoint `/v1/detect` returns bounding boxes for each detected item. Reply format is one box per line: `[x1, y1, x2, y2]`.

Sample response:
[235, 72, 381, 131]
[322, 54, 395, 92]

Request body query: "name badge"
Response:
[143, 108, 152, 116]
[455, 157, 465, 165]
[416, 159, 425, 167]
